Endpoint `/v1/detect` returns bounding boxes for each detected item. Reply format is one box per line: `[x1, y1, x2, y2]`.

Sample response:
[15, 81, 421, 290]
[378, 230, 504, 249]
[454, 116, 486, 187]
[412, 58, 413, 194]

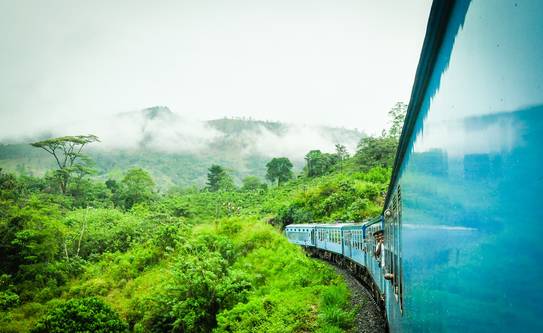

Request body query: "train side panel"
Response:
[342, 225, 366, 267]
[387, 1, 543, 331]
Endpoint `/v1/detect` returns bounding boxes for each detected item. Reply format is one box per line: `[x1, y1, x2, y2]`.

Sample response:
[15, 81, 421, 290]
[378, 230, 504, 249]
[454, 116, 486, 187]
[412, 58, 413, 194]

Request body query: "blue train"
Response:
[286, 0, 543, 331]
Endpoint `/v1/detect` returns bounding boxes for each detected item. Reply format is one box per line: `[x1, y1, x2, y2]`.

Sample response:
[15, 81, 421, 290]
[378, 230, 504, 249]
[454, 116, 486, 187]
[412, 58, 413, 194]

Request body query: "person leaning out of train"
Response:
[373, 230, 385, 265]
[373, 230, 394, 281]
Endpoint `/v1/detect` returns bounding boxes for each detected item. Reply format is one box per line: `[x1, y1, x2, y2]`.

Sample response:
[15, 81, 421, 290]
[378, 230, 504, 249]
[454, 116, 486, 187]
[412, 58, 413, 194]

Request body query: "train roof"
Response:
[284, 224, 316, 228]
[286, 220, 378, 229]
[314, 223, 363, 228]
[383, 0, 455, 212]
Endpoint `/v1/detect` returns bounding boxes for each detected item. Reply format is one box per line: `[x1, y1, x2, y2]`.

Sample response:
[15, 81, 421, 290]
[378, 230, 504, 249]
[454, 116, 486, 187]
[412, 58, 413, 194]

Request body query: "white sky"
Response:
[0, 0, 431, 138]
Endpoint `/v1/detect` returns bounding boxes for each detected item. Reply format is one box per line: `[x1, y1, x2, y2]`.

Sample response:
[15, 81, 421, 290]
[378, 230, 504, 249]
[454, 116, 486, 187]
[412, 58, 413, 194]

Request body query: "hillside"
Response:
[0, 153, 390, 332]
[0, 104, 401, 332]
[0, 106, 364, 189]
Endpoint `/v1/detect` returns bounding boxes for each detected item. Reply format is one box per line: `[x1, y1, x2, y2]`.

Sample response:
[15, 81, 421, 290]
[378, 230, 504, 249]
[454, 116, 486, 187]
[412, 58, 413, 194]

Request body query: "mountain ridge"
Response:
[0, 106, 365, 188]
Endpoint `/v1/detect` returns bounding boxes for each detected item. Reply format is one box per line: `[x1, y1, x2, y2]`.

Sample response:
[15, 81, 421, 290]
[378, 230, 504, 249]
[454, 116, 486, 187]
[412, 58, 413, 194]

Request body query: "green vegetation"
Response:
[31, 297, 128, 333]
[207, 164, 235, 192]
[304, 150, 340, 177]
[266, 157, 293, 186]
[0, 107, 405, 332]
[30, 135, 100, 194]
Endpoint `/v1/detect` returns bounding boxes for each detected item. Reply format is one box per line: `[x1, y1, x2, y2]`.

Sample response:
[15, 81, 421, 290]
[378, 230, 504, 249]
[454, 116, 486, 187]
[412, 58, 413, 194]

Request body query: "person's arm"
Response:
[374, 241, 382, 256]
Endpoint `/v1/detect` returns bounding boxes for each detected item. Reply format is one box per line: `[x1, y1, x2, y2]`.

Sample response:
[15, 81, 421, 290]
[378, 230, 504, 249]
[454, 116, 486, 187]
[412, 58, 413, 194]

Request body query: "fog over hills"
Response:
[0, 106, 364, 188]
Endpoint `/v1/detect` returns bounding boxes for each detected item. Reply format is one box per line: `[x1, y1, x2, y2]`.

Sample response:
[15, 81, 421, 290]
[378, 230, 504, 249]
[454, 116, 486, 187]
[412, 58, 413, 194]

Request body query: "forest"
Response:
[0, 104, 405, 333]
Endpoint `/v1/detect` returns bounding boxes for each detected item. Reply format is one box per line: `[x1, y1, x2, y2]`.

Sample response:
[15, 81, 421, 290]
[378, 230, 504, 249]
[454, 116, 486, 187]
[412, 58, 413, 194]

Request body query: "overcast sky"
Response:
[0, 0, 431, 139]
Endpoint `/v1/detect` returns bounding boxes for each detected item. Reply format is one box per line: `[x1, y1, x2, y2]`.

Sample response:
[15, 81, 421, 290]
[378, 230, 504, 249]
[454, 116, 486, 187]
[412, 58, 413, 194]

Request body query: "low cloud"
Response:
[1, 106, 362, 160]
[247, 124, 359, 160]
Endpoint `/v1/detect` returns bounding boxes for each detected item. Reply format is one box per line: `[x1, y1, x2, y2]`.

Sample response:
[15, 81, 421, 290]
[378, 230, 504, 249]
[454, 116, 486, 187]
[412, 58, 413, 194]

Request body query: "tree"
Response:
[304, 150, 338, 177]
[206, 165, 235, 192]
[266, 157, 293, 186]
[387, 102, 408, 139]
[335, 144, 349, 172]
[119, 168, 156, 209]
[354, 102, 407, 171]
[355, 134, 398, 171]
[30, 135, 99, 194]
[335, 144, 349, 161]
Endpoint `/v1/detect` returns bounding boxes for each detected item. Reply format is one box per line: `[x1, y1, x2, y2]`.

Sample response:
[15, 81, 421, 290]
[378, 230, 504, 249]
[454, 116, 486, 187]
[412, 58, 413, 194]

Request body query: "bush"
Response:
[0, 291, 20, 310]
[31, 297, 128, 333]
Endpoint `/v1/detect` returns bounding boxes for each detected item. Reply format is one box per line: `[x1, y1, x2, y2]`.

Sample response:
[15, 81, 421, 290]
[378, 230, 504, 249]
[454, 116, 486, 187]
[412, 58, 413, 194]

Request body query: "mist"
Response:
[10, 106, 362, 161]
[0, 0, 431, 139]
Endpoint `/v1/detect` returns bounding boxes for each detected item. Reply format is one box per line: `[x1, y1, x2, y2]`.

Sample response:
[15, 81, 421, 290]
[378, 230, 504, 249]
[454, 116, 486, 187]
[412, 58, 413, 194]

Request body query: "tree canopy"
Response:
[30, 135, 99, 194]
[354, 102, 407, 171]
[119, 168, 156, 209]
[304, 150, 339, 177]
[206, 165, 235, 192]
[265, 157, 293, 186]
[355, 135, 398, 171]
[387, 102, 408, 139]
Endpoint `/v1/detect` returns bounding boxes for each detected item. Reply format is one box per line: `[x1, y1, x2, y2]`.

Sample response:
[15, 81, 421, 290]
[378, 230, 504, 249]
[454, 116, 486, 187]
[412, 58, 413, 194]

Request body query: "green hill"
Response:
[0, 107, 364, 189]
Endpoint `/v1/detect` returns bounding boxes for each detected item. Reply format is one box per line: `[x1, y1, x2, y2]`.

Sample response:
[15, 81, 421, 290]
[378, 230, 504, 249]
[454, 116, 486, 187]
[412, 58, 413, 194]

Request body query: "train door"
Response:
[344, 230, 352, 258]
[384, 185, 403, 313]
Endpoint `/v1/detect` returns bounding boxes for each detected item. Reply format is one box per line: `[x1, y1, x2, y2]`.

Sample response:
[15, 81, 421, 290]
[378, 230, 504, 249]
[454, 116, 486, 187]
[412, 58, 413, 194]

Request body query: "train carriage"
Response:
[313, 223, 350, 255]
[286, 0, 543, 331]
[340, 223, 366, 266]
[381, 0, 543, 331]
[284, 224, 315, 247]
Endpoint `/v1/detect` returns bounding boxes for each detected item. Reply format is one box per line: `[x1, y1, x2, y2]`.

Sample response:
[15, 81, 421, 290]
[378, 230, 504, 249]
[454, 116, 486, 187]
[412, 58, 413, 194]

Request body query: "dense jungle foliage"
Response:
[0, 106, 404, 332]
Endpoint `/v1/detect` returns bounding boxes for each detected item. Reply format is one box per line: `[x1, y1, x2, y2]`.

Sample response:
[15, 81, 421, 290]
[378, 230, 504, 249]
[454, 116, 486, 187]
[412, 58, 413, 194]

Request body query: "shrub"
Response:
[31, 297, 128, 333]
[0, 291, 20, 310]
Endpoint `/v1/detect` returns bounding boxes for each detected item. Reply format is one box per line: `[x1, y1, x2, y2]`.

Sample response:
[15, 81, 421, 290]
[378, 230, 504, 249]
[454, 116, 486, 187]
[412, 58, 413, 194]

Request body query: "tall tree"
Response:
[266, 157, 293, 186]
[30, 135, 99, 194]
[335, 144, 349, 172]
[335, 144, 349, 161]
[387, 102, 408, 139]
[206, 165, 234, 192]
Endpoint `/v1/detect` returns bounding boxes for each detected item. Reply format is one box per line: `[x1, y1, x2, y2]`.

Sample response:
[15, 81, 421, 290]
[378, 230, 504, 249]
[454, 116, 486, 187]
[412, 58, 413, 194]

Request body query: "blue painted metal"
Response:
[382, 0, 543, 331]
[287, 0, 543, 331]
